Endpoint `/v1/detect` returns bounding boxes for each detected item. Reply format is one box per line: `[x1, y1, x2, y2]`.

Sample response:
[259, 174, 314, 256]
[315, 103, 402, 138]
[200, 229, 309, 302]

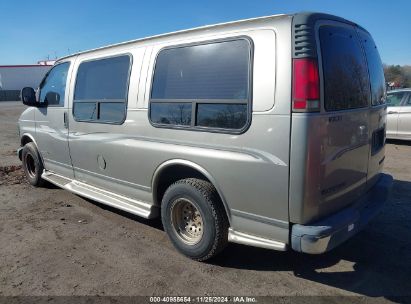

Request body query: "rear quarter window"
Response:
[149, 38, 252, 132]
[319, 25, 370, 111]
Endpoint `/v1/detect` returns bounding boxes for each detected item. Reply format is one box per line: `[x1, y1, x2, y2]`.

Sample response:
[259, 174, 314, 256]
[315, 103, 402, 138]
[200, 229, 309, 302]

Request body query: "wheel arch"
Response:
[19, 133, 43, 163]
[151, 159, 231, 224]
[21, 133, 37, 146]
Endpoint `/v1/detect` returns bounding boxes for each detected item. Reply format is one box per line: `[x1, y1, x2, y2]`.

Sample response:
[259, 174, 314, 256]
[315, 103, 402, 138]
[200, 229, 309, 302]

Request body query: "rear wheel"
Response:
[161, 178, 228, 261]
[21, 142, 45, 187]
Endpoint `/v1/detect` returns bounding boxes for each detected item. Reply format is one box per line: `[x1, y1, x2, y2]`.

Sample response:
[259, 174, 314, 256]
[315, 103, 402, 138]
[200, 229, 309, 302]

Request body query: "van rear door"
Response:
[313, 23, 371, 219]
[289, 18, 386, 224]
[357, 30, 387, 187]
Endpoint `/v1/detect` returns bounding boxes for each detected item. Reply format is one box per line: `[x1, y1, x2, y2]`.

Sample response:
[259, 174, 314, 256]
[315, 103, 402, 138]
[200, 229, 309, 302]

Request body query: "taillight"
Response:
[292, 58, 320, 112]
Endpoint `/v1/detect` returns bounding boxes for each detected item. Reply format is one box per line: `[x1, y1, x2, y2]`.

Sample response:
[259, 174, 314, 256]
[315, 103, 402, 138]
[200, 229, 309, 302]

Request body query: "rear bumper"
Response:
[291, 173, 393, 254]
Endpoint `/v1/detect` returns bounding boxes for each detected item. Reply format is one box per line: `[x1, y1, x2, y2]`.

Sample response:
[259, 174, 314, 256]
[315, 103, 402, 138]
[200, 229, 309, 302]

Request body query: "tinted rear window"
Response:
[358, 31, 386, 106]
[319, 26, 370, 111]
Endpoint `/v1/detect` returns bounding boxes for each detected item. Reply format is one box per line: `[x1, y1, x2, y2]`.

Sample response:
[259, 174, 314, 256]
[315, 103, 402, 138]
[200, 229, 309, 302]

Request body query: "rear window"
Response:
[319, 25, 370, 111]
[358, 31, 386, 106]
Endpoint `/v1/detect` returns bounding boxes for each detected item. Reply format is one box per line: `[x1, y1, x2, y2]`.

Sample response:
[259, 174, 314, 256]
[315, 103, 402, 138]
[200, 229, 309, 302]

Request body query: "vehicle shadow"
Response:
[211, 178, 411, 300]
[42, 182, 165, 230]
[81, 196, 164, 231]
[42, 180, 61, 189]
[60, 178, 411, 300]
[386, 139, 411, 146]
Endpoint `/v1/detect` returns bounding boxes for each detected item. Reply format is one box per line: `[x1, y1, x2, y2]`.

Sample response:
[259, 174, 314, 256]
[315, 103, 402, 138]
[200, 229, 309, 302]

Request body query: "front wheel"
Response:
[21, 142, 45, 187]
[161, 178, 228, 261]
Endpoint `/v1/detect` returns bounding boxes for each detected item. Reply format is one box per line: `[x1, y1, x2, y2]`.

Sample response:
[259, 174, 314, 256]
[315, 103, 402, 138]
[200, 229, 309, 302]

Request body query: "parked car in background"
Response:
[18, 12, 392, 261]
[386, 89, 411, 140]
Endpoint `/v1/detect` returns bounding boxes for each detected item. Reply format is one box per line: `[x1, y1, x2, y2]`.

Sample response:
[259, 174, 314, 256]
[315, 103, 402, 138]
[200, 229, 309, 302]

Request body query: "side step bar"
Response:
[228, 228, 287, 251]
[42, 170, 158, 219]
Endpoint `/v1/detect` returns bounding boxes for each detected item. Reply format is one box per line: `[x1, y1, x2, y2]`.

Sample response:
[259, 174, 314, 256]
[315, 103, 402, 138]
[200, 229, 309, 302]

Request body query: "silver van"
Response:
[18, 12, 393, 261]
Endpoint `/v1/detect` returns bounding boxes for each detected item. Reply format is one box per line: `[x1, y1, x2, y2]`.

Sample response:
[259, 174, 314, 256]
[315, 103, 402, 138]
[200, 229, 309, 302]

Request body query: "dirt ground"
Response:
[0, 101, 410, 301]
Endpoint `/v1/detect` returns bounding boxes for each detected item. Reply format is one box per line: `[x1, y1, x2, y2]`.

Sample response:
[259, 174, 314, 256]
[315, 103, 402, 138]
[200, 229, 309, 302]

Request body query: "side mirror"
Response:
[21, 87, 37, 106]
[45, 91, 60, 105]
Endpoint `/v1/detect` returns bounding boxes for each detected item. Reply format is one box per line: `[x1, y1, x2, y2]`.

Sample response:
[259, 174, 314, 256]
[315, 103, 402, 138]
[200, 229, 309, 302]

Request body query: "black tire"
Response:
[161, 178, 229, 261]
[21, 142, 46, 187]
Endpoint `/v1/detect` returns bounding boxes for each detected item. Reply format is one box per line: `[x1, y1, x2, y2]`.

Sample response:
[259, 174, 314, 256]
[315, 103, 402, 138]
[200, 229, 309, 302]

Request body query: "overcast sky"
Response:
[1, 0, 410, 65]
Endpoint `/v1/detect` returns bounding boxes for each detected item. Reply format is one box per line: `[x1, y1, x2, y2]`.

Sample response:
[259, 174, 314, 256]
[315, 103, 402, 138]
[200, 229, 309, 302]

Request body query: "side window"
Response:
[386, 92, 405, 107]
[358, 31, 386, 106]
[319, 25, 370, 111]
[73, 55, 131, 124]
[406, 94, 411, 105]
[39, 62, 70, 107]
[149, 38, 251, 132]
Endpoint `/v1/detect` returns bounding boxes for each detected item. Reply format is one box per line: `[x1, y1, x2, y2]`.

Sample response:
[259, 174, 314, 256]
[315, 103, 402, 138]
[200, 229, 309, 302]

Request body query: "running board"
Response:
[42, 171, 158, 219]
[228, 228, 287, 251]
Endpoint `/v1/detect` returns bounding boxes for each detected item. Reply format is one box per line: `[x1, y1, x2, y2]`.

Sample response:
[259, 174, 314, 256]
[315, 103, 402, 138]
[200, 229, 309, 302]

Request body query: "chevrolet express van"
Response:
[18, 12, 392, 261]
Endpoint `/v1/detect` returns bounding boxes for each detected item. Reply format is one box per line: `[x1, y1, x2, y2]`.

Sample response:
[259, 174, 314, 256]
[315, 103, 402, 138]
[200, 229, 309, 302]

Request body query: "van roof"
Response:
[57, 12, 360, 62]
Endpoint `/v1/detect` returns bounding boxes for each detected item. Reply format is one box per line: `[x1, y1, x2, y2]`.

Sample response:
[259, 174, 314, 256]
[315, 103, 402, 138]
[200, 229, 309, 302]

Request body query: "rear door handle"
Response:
[388, 111, 398, 114]
[63, 112, 68, 129]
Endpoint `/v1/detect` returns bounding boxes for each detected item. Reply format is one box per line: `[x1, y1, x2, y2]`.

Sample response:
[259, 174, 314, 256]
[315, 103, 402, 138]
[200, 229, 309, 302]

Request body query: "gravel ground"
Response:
[0, 101, 410, 302]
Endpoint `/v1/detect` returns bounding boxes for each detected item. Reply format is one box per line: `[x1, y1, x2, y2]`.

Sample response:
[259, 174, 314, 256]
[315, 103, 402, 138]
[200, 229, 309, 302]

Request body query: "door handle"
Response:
[63, 112, 68, 129]
[358, 125, 367, 135]
[388, 111, 398, 114]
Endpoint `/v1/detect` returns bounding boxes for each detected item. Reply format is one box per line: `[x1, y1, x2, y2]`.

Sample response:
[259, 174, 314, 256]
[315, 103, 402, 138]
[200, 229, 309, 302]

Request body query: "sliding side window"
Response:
[73, 55, 131, 124]
[149, 38, 252, 132]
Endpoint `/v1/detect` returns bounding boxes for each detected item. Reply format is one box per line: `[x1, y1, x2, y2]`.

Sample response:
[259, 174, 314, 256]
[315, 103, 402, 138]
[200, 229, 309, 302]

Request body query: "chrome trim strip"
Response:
[228, 228, 287, 251]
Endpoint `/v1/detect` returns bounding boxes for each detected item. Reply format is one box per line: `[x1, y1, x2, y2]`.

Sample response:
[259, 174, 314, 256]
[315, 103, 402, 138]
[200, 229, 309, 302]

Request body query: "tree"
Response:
[383, 64, 411, 88]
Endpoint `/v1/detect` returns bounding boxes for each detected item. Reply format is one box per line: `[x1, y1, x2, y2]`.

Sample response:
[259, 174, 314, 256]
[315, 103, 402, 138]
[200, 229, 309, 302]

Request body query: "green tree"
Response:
[384, 64, 411, 88]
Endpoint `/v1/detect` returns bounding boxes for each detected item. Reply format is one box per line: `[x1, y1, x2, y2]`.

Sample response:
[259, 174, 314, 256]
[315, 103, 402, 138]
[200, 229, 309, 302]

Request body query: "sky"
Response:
[0, 0, 410, 65]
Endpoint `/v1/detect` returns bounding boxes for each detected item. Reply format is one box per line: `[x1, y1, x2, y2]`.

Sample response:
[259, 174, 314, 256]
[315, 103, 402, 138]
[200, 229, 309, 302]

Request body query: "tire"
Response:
[21, 142, 46, 187]
[161, 178, 229, 261]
